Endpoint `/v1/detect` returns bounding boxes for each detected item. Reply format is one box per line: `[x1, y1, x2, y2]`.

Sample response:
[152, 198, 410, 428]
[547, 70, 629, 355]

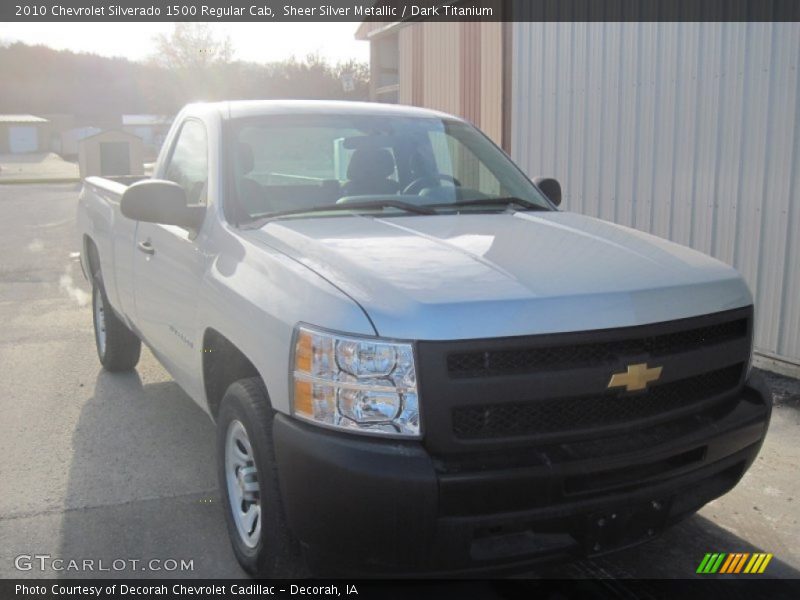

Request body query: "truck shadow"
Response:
[57, 367, 245, 578]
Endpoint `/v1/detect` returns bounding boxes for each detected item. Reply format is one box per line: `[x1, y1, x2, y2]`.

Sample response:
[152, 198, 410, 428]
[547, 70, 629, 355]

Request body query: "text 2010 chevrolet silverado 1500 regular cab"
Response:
[77, 100, 771, 576]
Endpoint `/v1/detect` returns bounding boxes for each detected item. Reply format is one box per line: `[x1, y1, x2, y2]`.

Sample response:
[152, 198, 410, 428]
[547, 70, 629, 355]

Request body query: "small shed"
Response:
[78, 130, 144, 179]
[0, 114, 50, 154]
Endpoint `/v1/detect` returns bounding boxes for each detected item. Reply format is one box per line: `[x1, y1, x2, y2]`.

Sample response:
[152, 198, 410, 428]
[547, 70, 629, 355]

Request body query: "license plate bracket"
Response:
[583, 498, 670, 555]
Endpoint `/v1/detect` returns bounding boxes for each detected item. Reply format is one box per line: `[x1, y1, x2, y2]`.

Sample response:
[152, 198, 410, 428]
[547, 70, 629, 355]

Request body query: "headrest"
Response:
[347, 148, 395, 181]
[409, 150, 435, 178]
[238, 142, 255, 174]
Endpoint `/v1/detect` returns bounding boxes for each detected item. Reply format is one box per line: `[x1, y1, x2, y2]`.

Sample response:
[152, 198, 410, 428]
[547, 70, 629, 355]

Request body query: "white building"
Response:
[122, 114, 172, 149]
[0, 114, 49, 154]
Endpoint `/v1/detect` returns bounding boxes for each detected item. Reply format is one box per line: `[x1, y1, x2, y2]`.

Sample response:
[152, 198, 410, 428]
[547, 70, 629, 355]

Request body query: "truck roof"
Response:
[195, 100, 461, 121]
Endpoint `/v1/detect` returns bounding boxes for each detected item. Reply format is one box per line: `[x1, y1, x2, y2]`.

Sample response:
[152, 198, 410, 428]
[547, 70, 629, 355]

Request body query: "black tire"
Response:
[91, 273, 141, 371]
[217, 377, 306, 578]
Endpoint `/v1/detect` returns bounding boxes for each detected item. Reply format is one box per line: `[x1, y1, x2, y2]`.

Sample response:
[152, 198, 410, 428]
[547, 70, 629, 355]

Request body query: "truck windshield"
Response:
[229, 114, 552, 221]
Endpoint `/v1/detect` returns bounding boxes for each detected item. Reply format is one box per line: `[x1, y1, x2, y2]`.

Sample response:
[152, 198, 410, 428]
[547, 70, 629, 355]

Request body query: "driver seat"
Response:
[342, 148, 399, 196]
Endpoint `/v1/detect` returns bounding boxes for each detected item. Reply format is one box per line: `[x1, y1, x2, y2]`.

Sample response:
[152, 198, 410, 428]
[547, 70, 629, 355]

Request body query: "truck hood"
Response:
[245, 211, 752, 340]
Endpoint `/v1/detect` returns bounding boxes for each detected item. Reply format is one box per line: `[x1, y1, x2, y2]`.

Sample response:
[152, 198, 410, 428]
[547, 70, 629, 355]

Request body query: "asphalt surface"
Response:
[0, 183, 798, 581]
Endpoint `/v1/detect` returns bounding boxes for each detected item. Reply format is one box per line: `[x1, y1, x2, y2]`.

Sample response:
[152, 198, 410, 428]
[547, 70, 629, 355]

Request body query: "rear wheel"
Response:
[217, 377, 306, 577]
[92, 273, 141, 371]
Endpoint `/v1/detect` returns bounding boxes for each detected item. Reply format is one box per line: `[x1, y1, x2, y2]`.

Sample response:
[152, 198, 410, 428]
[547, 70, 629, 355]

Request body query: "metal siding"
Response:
[422, 22, 461, 116]
[398, 26, 415, 105]
[0, 114, 48, 123]
[760, 23, 799, 357]
[691, 23, 724, 255]
[584, 22, 605, 219]
[633, 22, 658, 233]
[615, 22, 638, 226]
[541, 21, 557, 177]
[480, 22, 504, 145]
[567, 23, 587, 213]
[598, 22, 621, 224]
[395, 22, 502, 145]
[734, 24, 771, 307]
[713, 24, 748, 266]
[650, 23, 681, 242]
[460, 22, 482, 126]
[553, 23, 572, 206]
[511, 22, 800, 365]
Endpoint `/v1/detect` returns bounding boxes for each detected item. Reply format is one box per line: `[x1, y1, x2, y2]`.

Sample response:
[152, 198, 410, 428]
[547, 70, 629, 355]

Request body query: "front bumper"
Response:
[273, 373, 771, 575]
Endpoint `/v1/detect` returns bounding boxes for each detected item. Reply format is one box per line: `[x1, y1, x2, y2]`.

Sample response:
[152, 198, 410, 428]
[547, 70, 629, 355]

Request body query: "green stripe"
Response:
[697, 554, 713, 573]
[702, 553, 720, 573]
[710, 553, 727, 573]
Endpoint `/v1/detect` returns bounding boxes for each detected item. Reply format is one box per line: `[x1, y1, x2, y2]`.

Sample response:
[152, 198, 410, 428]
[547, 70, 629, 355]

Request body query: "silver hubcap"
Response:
[94, 288, 106, 357]
[225, 420, 261, 548]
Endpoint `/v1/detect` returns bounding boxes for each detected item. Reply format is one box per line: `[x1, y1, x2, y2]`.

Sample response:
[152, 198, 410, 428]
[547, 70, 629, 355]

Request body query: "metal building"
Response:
[357, 21, 800, 374]
[356, 21, 507, 147]
[0, 114, 50, 154]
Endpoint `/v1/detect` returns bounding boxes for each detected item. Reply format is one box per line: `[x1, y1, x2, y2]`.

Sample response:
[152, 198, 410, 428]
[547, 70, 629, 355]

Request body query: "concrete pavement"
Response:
[0, 183, 242, 578]
[0, 183, 797, 580]
[0, 153, 79, 183]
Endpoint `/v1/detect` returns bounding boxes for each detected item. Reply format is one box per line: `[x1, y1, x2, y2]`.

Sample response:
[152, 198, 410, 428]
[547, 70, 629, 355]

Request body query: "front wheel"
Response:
[92, 274, 141, 371]
[217, 378, 306, 577]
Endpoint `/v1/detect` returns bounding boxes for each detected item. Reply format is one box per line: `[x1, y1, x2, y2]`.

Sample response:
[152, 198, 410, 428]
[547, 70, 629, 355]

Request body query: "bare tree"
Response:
[150, 24, 235, 102]
[151, 24, 234, 70]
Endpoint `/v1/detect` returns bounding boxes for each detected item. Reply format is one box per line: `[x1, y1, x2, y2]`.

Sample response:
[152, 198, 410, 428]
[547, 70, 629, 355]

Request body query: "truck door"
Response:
[132, 119, 210, 395]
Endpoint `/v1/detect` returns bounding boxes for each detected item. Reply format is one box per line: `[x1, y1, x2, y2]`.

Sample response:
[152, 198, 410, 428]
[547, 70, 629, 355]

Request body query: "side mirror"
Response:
[121, 179, 205, 230]
[534, 176, 562, 207]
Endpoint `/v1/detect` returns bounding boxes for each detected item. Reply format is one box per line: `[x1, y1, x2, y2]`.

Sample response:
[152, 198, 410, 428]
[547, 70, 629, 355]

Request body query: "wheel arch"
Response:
[83, 234, 101, 278]
[202, 328, 264, 420]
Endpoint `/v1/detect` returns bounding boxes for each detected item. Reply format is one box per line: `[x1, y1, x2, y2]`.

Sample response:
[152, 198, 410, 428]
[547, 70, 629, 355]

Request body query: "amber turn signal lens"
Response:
[294, 329, 313, 374]
[293, 380, 313, 417]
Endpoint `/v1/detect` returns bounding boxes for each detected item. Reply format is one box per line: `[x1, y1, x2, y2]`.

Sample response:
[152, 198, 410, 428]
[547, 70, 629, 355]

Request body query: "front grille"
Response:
[433, 398, 739, 474]
[452, 363, 744, 439]
[447, 318, 748, 378]
[416, 307, 753, 454]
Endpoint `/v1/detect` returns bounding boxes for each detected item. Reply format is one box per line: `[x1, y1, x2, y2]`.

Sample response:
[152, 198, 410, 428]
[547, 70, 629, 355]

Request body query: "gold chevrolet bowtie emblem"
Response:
[608, 362, 663, 392]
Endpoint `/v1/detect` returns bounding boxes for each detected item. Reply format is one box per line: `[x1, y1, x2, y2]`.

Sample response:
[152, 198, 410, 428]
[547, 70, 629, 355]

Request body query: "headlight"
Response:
[291, 325, 420, 438]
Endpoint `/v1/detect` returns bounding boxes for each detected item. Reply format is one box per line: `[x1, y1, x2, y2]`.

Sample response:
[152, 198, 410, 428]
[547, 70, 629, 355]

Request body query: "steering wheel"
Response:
[402, 174, 462, 195]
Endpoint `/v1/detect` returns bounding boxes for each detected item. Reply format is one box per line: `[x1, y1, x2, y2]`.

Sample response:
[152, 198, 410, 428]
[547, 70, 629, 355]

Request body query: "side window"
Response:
[164, 120, 208, 206]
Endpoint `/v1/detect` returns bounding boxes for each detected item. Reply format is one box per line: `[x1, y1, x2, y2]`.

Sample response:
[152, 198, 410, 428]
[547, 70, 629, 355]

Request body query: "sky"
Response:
[0, 22, 369, 64]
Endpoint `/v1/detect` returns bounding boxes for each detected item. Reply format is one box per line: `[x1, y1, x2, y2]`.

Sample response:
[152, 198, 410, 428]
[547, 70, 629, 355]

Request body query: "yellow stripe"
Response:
[720, 554, 736, 574]
[758, 554, 773, 574]
[753, 554, 767, 573]
[743, 554, 759, 573]
[734, 553, 750, 573]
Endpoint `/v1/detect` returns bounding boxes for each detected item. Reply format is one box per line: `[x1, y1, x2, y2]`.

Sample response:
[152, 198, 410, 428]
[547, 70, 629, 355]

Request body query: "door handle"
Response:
[137, 240, 155, 255]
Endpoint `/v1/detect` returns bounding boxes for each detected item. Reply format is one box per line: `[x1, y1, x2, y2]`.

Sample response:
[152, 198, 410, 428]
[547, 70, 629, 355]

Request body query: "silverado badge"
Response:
[608, 362, 663, 392]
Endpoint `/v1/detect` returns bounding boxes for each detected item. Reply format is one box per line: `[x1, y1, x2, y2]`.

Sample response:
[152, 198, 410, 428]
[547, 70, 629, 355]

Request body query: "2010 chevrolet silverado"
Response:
[77, 100, 771, 576]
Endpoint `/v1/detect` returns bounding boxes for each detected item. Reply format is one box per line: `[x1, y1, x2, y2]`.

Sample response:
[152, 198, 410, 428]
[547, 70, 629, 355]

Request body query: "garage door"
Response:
[8, 126, 38, 153]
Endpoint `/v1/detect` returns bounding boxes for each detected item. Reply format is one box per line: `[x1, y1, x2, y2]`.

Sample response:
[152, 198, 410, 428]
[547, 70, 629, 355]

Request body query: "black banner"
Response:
[3, 0, 800, 22]
[3, 579, 800, 600]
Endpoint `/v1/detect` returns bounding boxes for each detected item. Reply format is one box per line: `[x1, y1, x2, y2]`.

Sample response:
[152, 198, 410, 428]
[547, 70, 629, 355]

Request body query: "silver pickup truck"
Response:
[77, 100, 770, 576]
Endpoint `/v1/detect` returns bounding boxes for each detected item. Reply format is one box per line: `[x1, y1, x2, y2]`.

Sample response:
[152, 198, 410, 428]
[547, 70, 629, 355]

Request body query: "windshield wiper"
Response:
[427, 196, 549, 210]
[245, 200, 436, 227]
[429, 197, 549, 212]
